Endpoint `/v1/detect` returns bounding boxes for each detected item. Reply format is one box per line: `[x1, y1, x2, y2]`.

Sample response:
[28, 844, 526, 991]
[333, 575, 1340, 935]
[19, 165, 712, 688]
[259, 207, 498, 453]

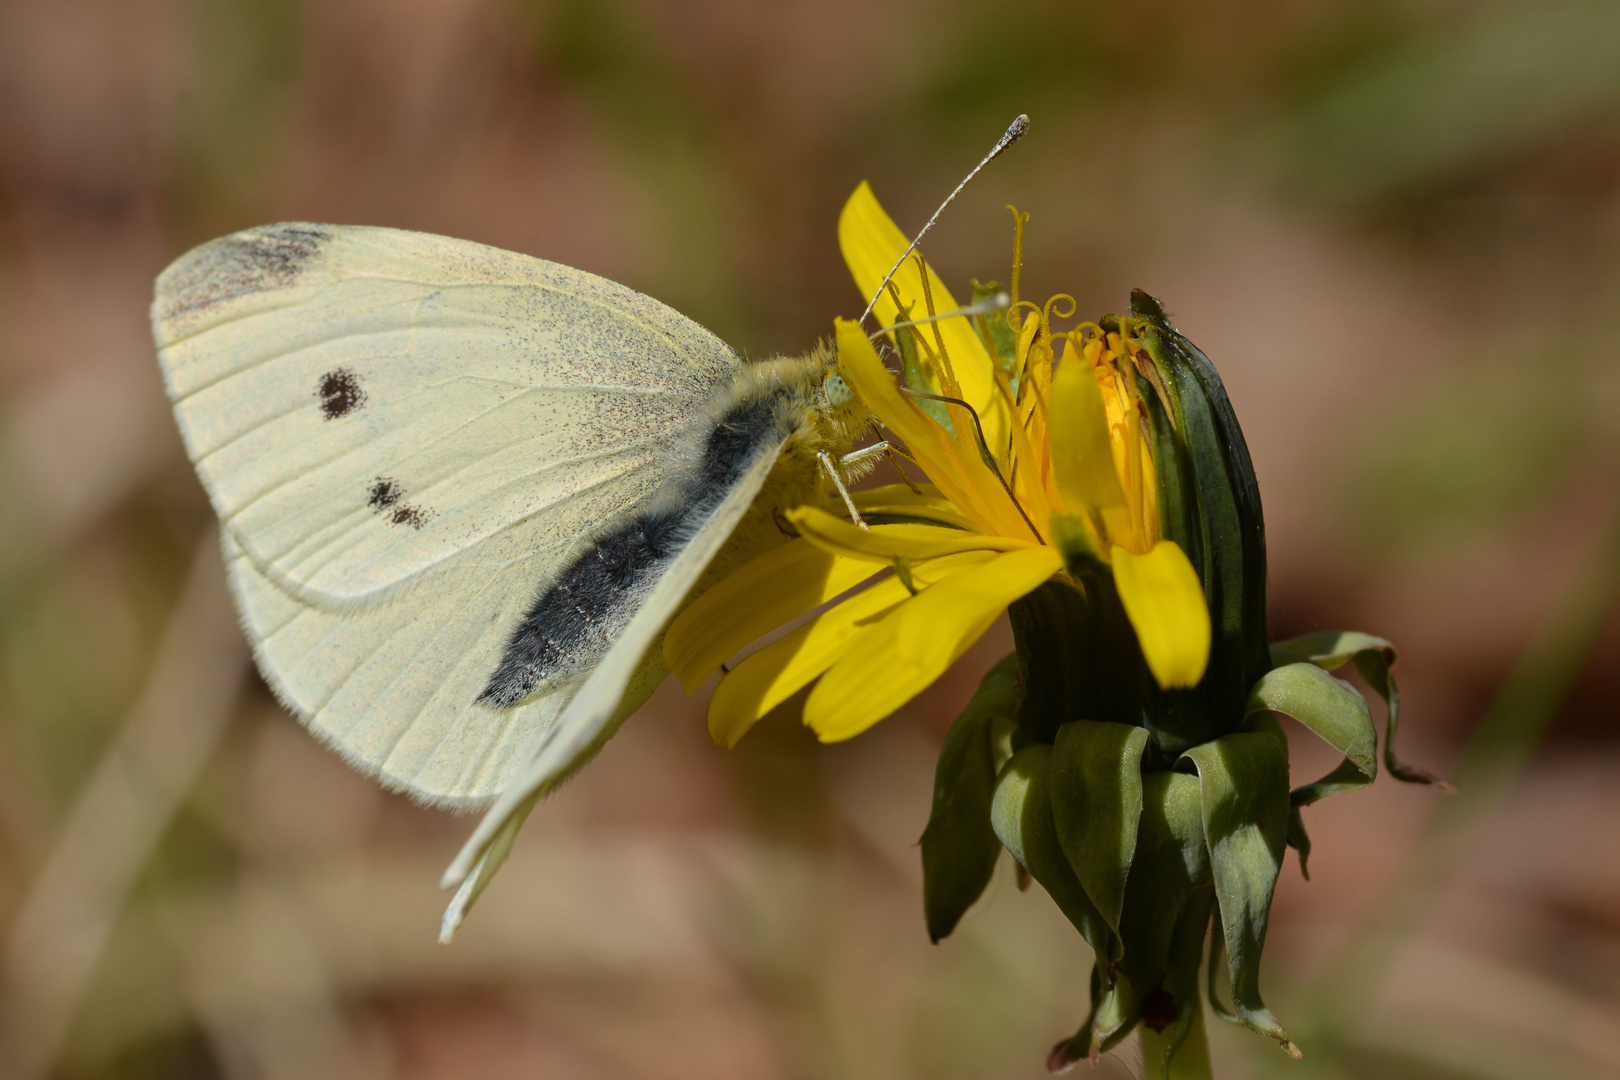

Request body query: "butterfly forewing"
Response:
[155, 224, 744, 804]
[155, 225, 738, 605]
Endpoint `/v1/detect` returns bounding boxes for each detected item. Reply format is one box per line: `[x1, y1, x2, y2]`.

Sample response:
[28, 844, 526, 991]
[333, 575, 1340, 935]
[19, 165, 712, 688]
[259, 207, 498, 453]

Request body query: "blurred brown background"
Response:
[0, 0, 1617, 1077]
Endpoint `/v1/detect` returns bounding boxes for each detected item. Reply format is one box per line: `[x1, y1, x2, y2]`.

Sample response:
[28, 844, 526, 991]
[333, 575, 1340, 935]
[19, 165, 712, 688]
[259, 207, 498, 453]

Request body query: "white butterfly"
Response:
[152, 223, 872, 934]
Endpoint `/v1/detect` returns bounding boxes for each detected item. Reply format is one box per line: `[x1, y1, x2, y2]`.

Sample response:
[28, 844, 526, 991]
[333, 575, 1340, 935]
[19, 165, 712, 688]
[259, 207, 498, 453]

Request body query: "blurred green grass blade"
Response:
[0, 536, 246, 1080]
[1278, 498, 1620, 1074]
[1345, 363, 1590, 557]
[168, 0, 301, 234]
[1276, 0, 1620, 202]
[522, 0, 745, 341]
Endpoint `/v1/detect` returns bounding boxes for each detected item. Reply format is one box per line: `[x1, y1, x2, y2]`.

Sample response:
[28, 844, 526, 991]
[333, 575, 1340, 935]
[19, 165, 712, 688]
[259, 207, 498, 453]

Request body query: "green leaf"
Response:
[1051, 771, 1217, 1073]
[1179, 717, 1300, 1057]
[1246, 662, 1376, 808]
[1268, 630, 1452, 790]
[991, 744, 1115, 960]
[1049, 720, 1150, 932]
[920, 655, 1019, 942]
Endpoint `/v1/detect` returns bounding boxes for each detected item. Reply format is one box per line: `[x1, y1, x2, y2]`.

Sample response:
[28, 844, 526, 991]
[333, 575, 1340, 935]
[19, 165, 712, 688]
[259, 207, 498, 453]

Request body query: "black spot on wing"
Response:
[158, 224, 330, 321]
[390, 505, 428, 529]
[477, 387, 799, 709]
[368, 478, 402, 510]
[318, 367, 366, 419]
[368, 477, 428, 530]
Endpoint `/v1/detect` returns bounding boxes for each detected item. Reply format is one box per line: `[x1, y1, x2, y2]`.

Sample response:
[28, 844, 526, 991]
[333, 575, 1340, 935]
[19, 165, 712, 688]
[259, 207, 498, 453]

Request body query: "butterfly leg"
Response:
[817, 450, 867, 529]
[843, 439, 923, 495]
[839, 441, 889, 470]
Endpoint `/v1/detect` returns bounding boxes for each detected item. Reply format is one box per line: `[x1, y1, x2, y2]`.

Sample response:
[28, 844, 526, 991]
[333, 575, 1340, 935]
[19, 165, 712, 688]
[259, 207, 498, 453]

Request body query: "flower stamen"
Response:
[1005, 204, 1029, 310]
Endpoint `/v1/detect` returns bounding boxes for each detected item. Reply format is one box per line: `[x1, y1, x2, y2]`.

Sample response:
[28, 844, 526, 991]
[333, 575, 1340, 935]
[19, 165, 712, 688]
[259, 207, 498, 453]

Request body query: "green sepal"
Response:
[1269, 630, 1452, 790]
[1049, 769, 1213, 1069]
[1008, 578, 1145, 743]
[1101, 770, 1213, 1056]
[1138, 890, 1217, 1080]
[1179, 716, 1300, 1057]
[920, 655, 1020, 943]
[1205, 921, 1240, 1025]
[1128, 291, 1271, 729]
[1287, 807, 1312, 880]
[1047, 965, 1107, 1070]
[1245, 662, 1376, 808]
[991, 744, 1116, 962]
[1050, 720, 1150, 932]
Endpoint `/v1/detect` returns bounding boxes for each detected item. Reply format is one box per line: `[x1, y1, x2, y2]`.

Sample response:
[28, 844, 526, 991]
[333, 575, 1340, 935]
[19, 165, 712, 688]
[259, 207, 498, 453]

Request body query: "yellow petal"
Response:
[707, 576, 912, 748]
[1110, 541, 1210, 689]
[1049, 353, 1131, 526]
[836, 320, 1031, 542]
[838, 182, 1006, 451]
[664, 538, 884, 692]
[804, 546, 1064, 742]
[706, 551, 1001, 747]
[788, 506, 1033, 564]
[850, 484, 974, 530]
[990, 363, 1055, 527]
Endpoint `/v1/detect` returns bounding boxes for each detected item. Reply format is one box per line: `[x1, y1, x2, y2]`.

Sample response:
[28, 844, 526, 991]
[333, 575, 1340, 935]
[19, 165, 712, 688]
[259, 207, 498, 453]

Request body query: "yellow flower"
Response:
[664, 184, 1211, 745]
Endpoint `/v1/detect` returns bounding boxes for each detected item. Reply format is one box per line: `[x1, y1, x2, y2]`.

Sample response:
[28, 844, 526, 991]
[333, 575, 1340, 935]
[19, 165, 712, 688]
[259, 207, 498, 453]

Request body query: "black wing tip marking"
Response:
[368, 477, 430, 530]
[318, 367, 367, 418]
[476, 389, 800, 710]
[158, 223, 332, 322]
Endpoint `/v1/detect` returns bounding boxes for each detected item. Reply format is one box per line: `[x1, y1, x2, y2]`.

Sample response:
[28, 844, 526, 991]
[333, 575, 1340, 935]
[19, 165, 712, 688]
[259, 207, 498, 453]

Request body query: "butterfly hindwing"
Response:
[222, 527, 573, 804]
[446, 424, 796, 888]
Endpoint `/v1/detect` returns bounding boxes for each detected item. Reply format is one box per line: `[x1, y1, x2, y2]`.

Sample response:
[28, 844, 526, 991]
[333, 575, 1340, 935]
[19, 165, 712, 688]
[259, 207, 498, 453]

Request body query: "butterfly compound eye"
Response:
[823, 370, 854, 408]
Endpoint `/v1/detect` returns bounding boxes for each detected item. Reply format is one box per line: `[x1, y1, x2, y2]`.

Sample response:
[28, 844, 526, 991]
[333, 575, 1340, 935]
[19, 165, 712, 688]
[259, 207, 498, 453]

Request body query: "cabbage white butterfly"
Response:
[154, 118, 1030, 937]
[152, 225, 871, 820]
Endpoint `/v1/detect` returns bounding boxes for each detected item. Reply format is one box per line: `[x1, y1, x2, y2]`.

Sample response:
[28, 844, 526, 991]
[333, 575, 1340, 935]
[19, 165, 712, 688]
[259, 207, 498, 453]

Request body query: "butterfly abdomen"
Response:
[476, 364, 820, 709]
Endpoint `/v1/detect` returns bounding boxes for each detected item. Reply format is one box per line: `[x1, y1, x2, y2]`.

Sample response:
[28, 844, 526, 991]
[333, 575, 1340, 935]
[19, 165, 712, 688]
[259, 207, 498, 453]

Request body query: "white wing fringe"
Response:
[438, 794, 536, 942]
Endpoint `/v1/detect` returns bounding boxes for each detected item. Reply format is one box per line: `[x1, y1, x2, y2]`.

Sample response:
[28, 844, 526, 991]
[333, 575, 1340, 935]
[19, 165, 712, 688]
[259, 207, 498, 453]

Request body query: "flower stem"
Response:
[1139, 1005, 1214, 1080]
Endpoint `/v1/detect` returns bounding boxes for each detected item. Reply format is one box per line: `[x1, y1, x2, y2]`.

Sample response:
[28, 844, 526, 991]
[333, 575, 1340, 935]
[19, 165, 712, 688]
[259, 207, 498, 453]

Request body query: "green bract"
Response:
[921, 293, 1446, 1077]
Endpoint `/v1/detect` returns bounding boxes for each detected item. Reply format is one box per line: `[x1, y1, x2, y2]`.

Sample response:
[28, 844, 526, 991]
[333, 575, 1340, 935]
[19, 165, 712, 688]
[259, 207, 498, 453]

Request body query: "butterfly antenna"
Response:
[858, 113, 1030, 326]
